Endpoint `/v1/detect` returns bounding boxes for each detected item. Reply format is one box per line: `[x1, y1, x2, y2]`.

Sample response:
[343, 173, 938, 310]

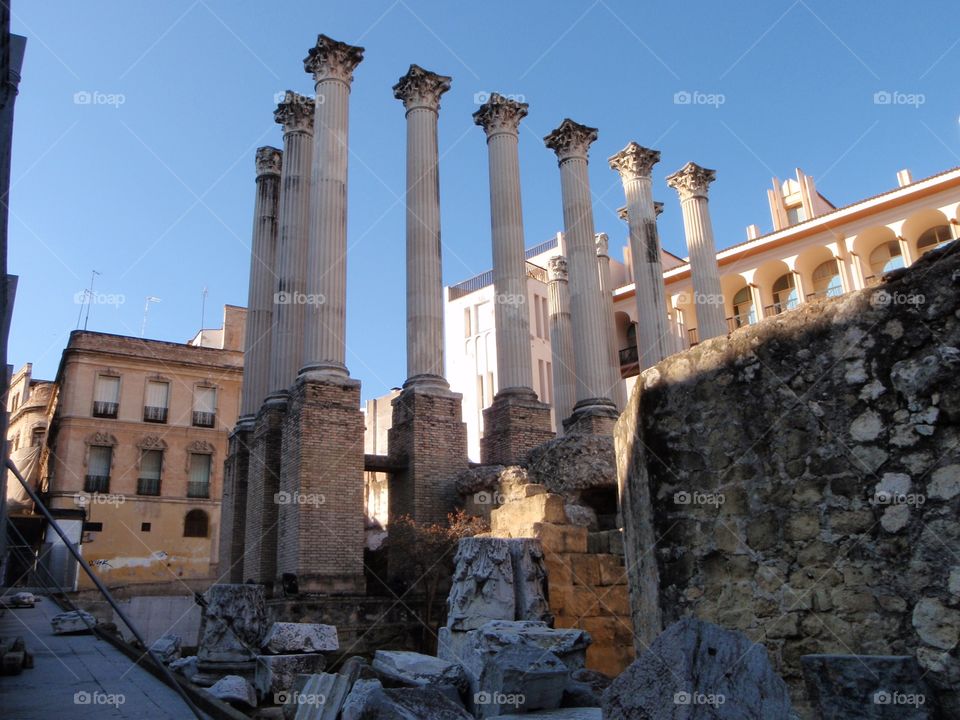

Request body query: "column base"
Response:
[563, 398, 619, 436]
[480, 387, 555, 466]
[387, 382, 468, 526]
[242, 402, 286, 585]
[278, 373, 366, 595]
[297, 360, 350, 381]
[402, 373, 450, 393]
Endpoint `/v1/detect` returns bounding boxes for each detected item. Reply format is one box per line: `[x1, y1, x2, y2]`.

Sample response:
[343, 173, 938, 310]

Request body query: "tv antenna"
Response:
[75, 270, 100, 330]
[141, 296, 161, 337]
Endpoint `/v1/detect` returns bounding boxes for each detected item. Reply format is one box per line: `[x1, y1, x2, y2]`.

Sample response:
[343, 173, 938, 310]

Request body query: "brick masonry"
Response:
[387, 385, 468, 526]
[481, 388, 554, 466]
[279, 375, 366, 594]
[219, 427, 251, 583]
[243, 402, 285, 584]
[563, 403, 618, 436]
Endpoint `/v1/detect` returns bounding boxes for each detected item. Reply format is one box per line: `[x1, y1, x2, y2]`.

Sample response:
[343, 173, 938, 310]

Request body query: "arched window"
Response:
[184, 509, 209, 538]
[811, 259, 843, 298]
[869, 240, 904, 276]
[917, 225, 953, 257]
[771, 273, 798, 314]
[732, 287, 755, 328]
[626, 322, 638, 349]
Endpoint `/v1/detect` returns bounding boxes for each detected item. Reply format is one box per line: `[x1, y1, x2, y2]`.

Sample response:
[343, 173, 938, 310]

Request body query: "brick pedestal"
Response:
[243, 401, 285, 584]
[563, 400, 619, 436]
[388, 383, 468, 526]
[278, 375, 366, 594]
[481, 388, 554, 466]
[219, 425, 252, 583]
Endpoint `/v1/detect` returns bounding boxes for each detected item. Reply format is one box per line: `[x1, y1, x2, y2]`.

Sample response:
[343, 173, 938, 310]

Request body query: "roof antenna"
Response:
[141, 296, 161, 337]
[78, 270, 100, 330]
[200, 286, 208, 340]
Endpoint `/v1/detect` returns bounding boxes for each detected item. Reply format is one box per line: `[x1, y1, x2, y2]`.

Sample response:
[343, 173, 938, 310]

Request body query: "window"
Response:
[476, 301, 492, 332]
[534, 294, 543, 339]
[9, 392, 20, 413]
[786, 205, 806, 226]
[137, 449, 163, 496]
[30, 427, 45, 447]
[83, 522, 103, 532]
[183, 510, 209, 538]
[85, 446, 112, 493]
[93, 375, 120, 418]
[187, 453, 211, 498]
[732, 287, 756, 328]
[541, 297, 550, 341]
[463, 307, 472, 338]
[811, 259, 843, 298]
[144, 381, 169, 423]
[917, 225, 953, 257]
[141, 522, 151, 532]
[192, 387, 216, 428]
[771, 273, 799, 314]
[868, 241, 904, 277]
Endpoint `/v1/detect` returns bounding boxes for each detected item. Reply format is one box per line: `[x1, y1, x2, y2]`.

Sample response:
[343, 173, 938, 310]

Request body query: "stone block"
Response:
[255, 653, 327, 699]
[341, 679, 382, 720]
[149, 634, 181, 664]
[197, 584, 267, 664]
[491, 493, 568, 534]
[288, 672, 353, 720]
[207, 674, 256, 707]
[567, 554, 600, 586]
[343, 686, 472, 719]
[507, 538, 552, 624]
[596, 554, 626, 586]
[447, 537, 515, 631]
[475, 645, 568, 718]
[262, 622, 339, 654]
[371, 650, 467, 692]
[533, 523, 588, 554]
[50, 610, 96, 635]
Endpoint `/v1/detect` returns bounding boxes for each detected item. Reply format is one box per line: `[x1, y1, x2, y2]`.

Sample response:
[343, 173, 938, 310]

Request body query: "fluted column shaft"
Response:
[474, 95, 534, 393]
[267, 99, 313, 398]
[545, 119, 614, 409]
[547, 256, 576, 432]
[394, 65, 451, 388]
[595, 234, 626, 409]
[667, 163, 726, 340]
[240, 148, 282, 421]
[301, 37, 364, 378]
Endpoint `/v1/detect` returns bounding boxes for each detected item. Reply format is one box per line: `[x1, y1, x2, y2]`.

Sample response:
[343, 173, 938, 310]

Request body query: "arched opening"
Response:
[579, 487, 619, 531]
[771, 273, 798, 314]
[868, 240, 904, 276]
[731, 286, 755, 328]
[811, 259, 842, 299]
[916, 225, 953, 257]
[184, 509, 209, 538]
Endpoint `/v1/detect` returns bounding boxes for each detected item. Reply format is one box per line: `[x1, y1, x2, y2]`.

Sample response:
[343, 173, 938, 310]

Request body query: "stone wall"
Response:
[617, 243, 960, 716]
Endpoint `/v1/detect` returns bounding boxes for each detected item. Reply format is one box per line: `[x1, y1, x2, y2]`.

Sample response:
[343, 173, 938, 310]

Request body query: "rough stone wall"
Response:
[617, 244, 960, 716]
[243, 405, 284, 584]
[218, 428, 250, 583]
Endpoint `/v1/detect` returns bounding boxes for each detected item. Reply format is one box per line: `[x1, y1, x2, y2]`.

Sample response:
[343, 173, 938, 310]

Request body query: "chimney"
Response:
[897, 169, 913, 188]
[746, 224, 762, 241]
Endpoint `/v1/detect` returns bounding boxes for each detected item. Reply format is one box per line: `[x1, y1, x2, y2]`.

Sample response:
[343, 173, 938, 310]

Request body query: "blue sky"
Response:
[8, 1, 958, 402]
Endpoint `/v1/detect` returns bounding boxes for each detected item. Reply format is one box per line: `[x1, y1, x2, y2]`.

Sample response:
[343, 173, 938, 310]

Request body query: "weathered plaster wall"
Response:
[617, 243, 960, 716]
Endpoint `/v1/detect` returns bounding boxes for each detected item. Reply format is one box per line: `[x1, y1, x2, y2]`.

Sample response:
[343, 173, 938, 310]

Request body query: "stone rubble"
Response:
[262, 621, 339, 654]
[207, 674, 257, 707]
[149, 634, 181, 664]
[50, 609, 97, 635]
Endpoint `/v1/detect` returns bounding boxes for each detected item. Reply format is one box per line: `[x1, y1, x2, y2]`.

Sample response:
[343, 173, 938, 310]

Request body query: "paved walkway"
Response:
[0, 595, 201, 719]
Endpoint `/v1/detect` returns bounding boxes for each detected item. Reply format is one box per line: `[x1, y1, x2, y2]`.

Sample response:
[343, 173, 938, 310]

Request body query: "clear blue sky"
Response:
[8, 1, 958, 402]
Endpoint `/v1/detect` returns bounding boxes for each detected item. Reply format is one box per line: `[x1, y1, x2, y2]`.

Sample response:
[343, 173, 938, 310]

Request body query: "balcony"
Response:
[618, 345, 638, 366]
[764, 300, 798, 316]
[687, 327, 700, 346]
[83, 475, 110, 493]
[143, 406, 168, 423]
[187, 481, 210, 499]
[92, 401, 118, 419]
[192, 411, 216, 428]
[136, 478, 161, 496]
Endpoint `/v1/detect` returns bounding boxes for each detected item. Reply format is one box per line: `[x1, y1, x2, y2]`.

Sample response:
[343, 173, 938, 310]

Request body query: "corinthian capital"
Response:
[666, 162, 716, 201]
[608, 141, 660, 180]
[303, 34, 364, 85]
[255, 146, 282, 177]
[473, 93, 528, 138]
[547, 255, 568, 282]
[393, 64, 451, 112]
[274, 91, 315, 133]
[544, 118, 598, 163]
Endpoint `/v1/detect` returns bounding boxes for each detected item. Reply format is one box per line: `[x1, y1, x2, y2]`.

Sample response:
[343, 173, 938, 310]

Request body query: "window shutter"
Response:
[193, 387, 216, 413]
[140, 450, 162, 480]
[88, 446, 112, 476]
[189, 453, 211, 484]
[146, 381, 169, 409]
[95, 376, 120, 403]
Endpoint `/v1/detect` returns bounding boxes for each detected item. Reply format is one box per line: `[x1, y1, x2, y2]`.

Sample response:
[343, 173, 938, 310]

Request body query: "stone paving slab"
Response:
[0, 595, 204, 719]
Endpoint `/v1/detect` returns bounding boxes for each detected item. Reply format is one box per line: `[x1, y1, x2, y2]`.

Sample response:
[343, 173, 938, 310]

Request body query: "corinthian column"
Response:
[267, 92, 314, 400]
[547, 256, 576, 432]
[393, 64, 451, 390]
[239, 146, 282, 423]
[300, 35, 364, 378]
[609, 142, 671, 368]
[544, 119, 617, 432]
[474, 94, 553, 464]
[595, 232, 626, 410]
[666, 162, 726, 341]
